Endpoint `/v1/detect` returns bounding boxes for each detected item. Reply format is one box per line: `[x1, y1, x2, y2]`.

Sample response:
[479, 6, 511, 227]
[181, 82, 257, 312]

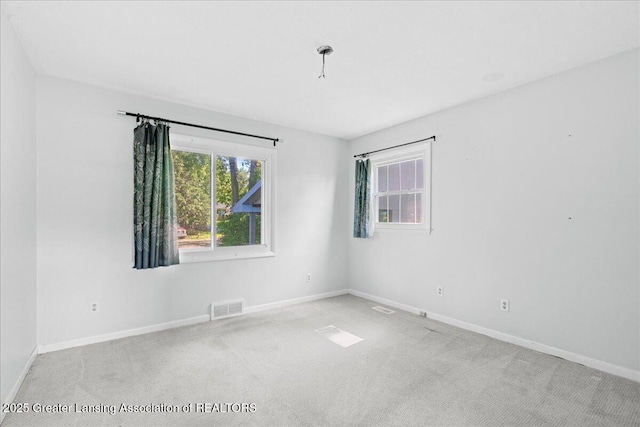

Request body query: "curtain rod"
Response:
[354, 135, 436, 158]
[117, 110, 279, 146]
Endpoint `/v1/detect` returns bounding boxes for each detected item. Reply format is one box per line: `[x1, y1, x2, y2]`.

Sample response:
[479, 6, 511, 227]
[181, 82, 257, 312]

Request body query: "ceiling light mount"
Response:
[317, 45, 333, 56]
[317, 45, 333, 78]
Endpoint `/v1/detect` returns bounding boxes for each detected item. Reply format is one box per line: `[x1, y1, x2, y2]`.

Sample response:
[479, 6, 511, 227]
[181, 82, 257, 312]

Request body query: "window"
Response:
[171, 134, 275, 262]
[371, 143, 431, 231]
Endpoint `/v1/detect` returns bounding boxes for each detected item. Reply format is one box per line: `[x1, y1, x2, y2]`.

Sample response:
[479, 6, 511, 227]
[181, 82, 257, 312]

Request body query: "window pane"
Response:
[416, 159, 424, 190]
[377, 165, 388, 192]
[388, 163, 400, 191]
[388, 195, 400, 223]
[400, 160, 416, 190]
[416, 193, 422, 223]
[216, 156, 263, 247]
[401, 193, 416, 223]
[377, 196, 388, 222]
[172, 150, 212, 249]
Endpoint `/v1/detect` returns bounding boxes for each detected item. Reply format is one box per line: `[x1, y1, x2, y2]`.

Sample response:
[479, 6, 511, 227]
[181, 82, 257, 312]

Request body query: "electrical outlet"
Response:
[437, 286, 443, 296]
[306, 273, 312, 282]
[500, 299, 509, 312]
[90, 302, 100, 313]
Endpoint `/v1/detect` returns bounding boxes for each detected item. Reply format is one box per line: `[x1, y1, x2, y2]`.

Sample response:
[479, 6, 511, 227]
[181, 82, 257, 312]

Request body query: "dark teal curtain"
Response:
[133, 121, 180, 269]
[353, 158, 370, 238]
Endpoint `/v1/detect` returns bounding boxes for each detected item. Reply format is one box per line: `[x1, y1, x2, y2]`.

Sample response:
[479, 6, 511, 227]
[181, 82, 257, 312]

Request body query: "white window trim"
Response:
[369, 141, 431, 233]
[171, 133, 276, 263]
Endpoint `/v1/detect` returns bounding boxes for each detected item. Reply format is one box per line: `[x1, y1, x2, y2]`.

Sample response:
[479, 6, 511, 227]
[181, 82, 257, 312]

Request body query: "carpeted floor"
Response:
[3, 294, 639, 426]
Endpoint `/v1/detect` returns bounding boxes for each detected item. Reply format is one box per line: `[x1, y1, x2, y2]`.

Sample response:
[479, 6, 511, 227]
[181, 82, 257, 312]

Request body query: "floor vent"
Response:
[372, 306, 395, 314]
[211, 299, 244, 320]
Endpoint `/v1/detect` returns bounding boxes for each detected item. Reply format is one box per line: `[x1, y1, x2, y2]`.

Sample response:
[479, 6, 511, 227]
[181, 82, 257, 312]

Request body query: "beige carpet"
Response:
[3, 294, 639, 426]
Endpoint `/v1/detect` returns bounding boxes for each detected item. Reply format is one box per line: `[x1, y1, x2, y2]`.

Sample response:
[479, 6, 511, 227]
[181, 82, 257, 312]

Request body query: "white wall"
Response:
[0, 10, 38, 408]
[35, 77, 348, 347]
[348, 49, 640, 373]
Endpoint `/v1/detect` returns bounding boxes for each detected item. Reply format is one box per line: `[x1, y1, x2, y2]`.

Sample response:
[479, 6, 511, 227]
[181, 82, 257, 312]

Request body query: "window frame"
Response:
[370, 142, 431, 232]
[171, 133, 276, 263]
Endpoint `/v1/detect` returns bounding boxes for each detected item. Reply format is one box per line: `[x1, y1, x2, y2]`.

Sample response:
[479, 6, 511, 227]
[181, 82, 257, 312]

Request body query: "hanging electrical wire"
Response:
[317, 45, 333, 78]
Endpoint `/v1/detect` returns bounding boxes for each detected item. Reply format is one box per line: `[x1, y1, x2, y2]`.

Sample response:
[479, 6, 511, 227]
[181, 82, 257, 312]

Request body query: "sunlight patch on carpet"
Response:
[316, 325, 363, 348]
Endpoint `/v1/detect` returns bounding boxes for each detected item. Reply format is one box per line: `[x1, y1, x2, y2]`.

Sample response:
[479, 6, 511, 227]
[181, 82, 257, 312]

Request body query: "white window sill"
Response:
[374, 223, 430, 231]
[179, 249, 276, 263]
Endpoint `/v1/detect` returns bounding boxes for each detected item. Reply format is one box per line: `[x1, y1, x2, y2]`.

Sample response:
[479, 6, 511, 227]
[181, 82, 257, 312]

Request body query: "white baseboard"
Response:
[348, 289, 423, 315]
[347, 289, 640, 383]
[425, 310, 640, 383]
[30, 288, 640, 384]
[38, 289, 350, 354]
[1, 345, 38, 425]
[38, 314, 210, 354]
[245, 289, 349, 314]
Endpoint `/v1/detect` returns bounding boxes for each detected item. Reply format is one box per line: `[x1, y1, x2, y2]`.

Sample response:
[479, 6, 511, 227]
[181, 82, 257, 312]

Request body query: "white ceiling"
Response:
[2, 1, 638, 139]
